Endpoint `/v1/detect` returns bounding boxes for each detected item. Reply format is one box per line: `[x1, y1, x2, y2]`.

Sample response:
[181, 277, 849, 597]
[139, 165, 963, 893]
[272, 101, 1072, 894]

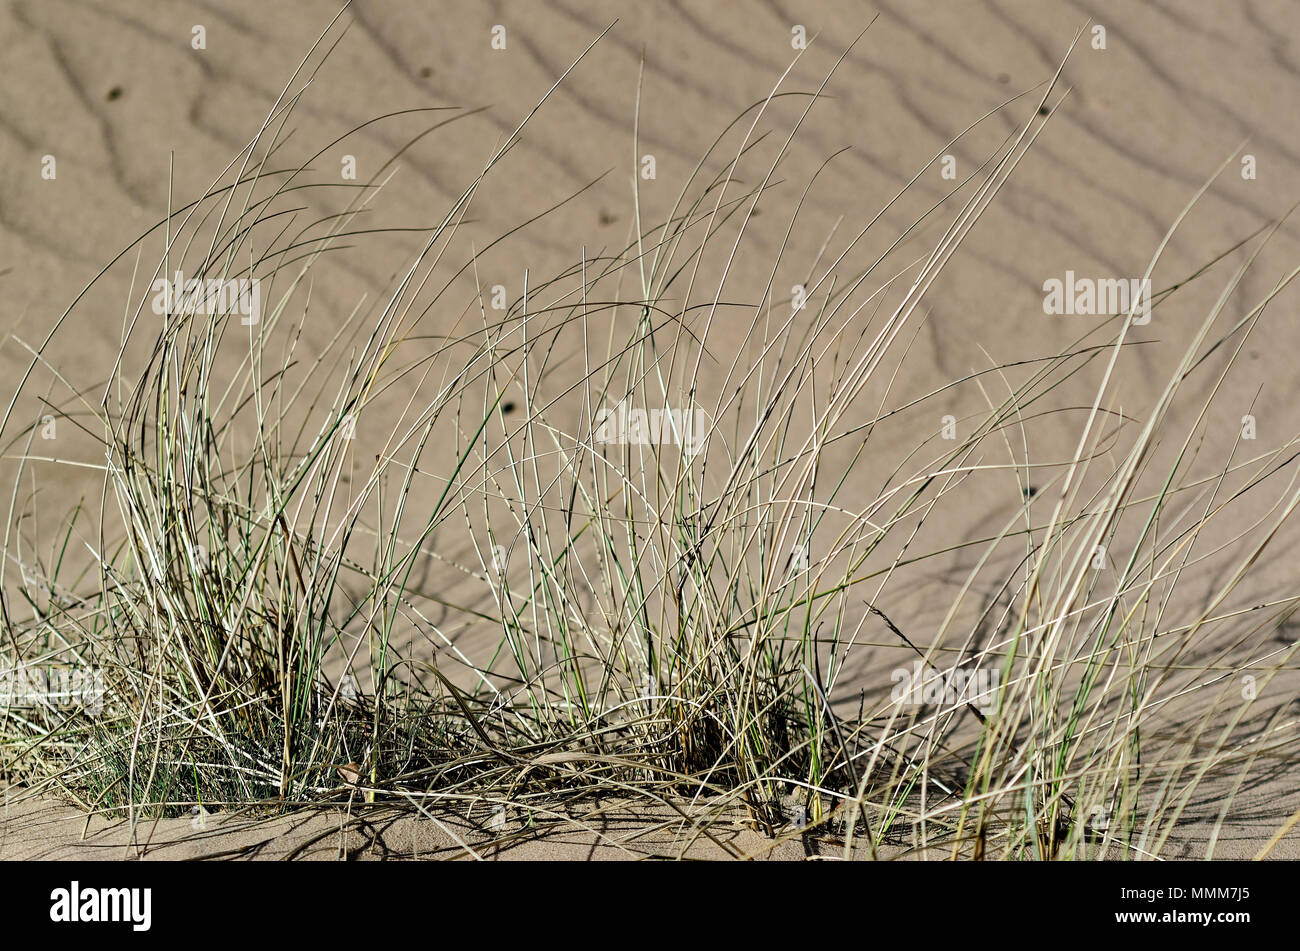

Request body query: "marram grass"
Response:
[1, 16, 1297, 860]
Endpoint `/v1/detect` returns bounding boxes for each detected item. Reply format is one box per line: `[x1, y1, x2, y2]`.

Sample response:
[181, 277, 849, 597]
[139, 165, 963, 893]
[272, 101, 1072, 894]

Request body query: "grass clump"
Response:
[2, 17, 1297, 859]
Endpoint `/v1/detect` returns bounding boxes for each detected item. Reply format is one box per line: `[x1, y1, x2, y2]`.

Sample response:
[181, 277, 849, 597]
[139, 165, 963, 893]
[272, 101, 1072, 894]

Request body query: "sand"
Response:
[1, 0, 1298, 859]
[1, 784, 814, 860]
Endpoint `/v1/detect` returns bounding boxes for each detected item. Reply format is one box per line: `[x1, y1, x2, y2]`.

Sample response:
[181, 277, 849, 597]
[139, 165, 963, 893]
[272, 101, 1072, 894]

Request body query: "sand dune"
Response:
[2, 0, 1298, 859]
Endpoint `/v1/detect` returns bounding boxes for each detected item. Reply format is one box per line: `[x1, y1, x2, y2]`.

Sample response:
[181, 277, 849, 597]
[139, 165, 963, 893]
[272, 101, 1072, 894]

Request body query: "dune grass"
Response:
[1, 16, 1298, 860]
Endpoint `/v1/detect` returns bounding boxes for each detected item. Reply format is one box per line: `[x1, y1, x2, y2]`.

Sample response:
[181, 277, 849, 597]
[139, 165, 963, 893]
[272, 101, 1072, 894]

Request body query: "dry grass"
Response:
[2, 14, 1297, 860]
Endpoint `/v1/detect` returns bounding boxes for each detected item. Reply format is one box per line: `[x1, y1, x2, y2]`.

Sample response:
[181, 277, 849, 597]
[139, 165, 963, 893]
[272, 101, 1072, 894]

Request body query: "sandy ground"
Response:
[1, 0, 1299, 858]
[4, 775, 1293, 860]
[1, 784, 815, 860]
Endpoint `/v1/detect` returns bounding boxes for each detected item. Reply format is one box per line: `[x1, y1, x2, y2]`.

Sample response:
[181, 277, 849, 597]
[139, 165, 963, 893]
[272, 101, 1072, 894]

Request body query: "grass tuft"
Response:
[2, 18, 1297, 859]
